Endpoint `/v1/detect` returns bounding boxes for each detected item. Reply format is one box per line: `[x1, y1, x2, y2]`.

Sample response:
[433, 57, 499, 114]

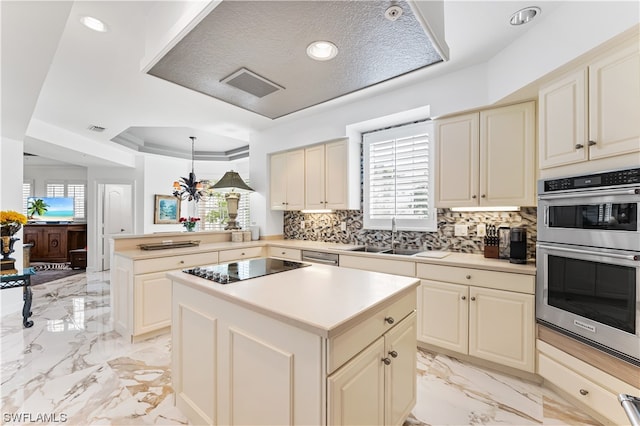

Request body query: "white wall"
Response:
[250, 63, 490, 237]
[249, 9, 640, 238]
[1, 137, 26, 315]
[142, 153, 250, 234]
[487, 2, 640, 104]
[24, 164, 88, 198]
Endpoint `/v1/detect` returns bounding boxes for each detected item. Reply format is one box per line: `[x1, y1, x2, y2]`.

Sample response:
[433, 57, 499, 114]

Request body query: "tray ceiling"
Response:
[147, 1, 443, 119]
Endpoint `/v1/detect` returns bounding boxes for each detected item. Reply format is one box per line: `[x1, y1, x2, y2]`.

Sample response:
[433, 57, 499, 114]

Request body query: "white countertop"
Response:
[168, 264, 418, 338]
[114, 237, 535, 275]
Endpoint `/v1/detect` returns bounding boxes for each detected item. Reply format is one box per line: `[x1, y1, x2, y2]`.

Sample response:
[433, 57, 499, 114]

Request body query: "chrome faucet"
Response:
[391, 217, 400, 248]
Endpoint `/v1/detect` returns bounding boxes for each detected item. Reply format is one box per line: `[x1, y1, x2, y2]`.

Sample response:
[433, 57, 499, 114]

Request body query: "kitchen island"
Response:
[168, 260, 419, 426]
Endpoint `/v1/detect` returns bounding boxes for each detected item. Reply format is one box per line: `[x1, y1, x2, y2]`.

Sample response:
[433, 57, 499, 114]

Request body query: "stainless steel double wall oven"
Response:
[536, 167, 640, 364]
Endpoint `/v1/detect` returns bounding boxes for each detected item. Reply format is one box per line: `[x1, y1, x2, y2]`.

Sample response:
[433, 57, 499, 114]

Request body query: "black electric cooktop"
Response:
[183, 257, 311, 284]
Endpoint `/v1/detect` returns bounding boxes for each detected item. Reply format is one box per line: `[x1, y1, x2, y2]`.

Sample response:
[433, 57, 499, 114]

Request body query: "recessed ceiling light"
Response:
[80, 16, 108, 32]
[509, 6, 541, 26]
[306, 41, 338, 61]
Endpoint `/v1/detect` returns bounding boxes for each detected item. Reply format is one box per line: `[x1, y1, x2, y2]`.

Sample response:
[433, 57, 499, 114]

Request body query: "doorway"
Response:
[98, 183, 133, 271]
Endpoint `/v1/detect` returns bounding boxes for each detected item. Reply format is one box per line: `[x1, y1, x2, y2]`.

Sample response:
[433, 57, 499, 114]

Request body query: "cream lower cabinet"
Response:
[172, 278, 417, 426]
[328, 312, 417, 426]
[112, 251, 218, 342]
[417, 264, 535, 373]
[339, 254, 415, 277]
[218, 246, 264, 263]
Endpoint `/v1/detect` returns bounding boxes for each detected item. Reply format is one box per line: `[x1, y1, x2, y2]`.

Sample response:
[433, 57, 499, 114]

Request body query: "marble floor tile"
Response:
[1, 272, 600, 425]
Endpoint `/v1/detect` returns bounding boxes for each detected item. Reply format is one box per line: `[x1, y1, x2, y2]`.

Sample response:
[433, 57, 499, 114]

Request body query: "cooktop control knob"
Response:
[218, 273, 229, 284]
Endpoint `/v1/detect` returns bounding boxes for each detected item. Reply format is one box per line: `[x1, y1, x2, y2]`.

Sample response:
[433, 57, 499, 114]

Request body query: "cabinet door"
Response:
[480, 102, 536, 206]
[304, 144, 326, 210]
[328, 337, 385, 426]
[468, 287, 535, 372]
[435, 113, 479, 207]
[134, 272, 172, 335]
[539, 69, 589, 169]
[44, 228, 68, 262]
[325, 139, 349, 210]
[286, 149, 305, 210]
[270, 152, 287, 210]
[385, 312, 417, 426]
[23, 228, 43, 259]
[588, 42, 640, 160]
[417, 280, 468, 354]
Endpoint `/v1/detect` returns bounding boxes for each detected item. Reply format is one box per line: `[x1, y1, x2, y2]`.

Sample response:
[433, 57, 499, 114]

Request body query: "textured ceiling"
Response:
[148, 1, 443, 119]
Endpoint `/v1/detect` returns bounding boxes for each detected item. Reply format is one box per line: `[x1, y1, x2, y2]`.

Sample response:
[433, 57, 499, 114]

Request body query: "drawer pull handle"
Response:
[461, 296, 466, 300]
[384, 316, 395, 325]
[382, 358, 391, 365]
[579, 389, 589, 396]
[389, 350, 398, 358]
[466, 275, 471, 279]
[588, 140, 597, 146]
[472, 195, 477, 199]
[575, 143, 584, 149]
[282, 252, 286, 255]
[241, 252, 245, 256]
[470, 296, 476, 301]
[179, 260, 185, 264]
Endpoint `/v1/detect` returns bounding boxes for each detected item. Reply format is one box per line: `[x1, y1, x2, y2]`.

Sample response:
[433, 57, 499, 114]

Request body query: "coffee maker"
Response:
[509, 227, 527, 264]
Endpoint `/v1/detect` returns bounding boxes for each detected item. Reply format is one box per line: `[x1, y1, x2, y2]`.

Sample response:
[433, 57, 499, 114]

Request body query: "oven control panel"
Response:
[543, 168, 640, 193]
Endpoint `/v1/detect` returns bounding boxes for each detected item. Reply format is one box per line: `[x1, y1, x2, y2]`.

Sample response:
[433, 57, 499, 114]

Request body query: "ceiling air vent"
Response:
[220, 68, 284, 98]
[88, 125, 106, 132]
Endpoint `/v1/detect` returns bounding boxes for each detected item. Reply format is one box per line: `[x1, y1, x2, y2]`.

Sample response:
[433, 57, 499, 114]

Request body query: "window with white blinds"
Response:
[363, 120, 436, 231]
[45, 181, 86, 220]
[198, 178, 251, 230]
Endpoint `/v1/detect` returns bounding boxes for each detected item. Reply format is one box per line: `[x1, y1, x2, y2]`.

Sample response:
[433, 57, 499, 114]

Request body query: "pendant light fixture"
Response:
[172, 136, 207, 202]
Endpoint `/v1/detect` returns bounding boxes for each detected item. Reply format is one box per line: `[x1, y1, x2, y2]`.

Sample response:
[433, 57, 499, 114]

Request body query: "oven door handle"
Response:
[538, 243, 640, 261]
[538, 187, 639, 200]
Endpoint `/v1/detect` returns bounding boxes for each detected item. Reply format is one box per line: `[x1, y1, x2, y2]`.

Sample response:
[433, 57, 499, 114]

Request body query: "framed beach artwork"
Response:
[154, 195, 181, 224]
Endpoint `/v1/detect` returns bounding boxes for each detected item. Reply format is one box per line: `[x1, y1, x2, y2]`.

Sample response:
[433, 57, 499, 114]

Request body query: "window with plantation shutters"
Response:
[363, 120, 436, 231]
[198, 177, 251, 230]
[22, 181, 33, 215]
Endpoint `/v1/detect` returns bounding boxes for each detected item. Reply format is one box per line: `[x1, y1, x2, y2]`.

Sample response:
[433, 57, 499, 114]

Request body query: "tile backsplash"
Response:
[284, 207, 537, 259]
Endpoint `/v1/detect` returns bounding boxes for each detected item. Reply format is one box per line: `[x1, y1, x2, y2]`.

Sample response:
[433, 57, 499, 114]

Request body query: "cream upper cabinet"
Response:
[270, 149, 305, 210]
[436, 102, 536, 208]
[435, 112, 480, 207]
[539, 40, 640, 169]
[305, 139, 349, 210]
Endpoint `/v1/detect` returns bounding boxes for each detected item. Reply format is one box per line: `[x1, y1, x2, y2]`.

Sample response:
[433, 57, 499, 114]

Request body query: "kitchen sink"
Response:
[384, 248, 422, 256]
[349, 246, 391, 253]
[348, 246, 421, 256]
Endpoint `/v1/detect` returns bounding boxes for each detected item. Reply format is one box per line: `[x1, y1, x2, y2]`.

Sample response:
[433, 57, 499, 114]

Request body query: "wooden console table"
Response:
[23, 224, 87, 263]
[1, 267, 36, 327]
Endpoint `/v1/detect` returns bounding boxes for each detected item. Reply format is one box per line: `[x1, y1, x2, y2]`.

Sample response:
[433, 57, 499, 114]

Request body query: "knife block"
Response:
[483, 245, 499, 258]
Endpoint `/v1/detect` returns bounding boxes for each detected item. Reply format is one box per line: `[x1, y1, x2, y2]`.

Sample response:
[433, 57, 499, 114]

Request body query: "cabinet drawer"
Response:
[538, 353, 630, 425]
[134, 251, 218, 275]
[267, 246, 301, 261]
[327, 290, 416, 374]
[340, 255, 415, 277]
[416, 263, 534, 294]
[219, 246, 264, 263]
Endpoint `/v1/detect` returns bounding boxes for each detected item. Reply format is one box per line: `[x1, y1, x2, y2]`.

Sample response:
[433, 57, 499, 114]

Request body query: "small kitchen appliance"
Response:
[509, 227, 527, 264]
